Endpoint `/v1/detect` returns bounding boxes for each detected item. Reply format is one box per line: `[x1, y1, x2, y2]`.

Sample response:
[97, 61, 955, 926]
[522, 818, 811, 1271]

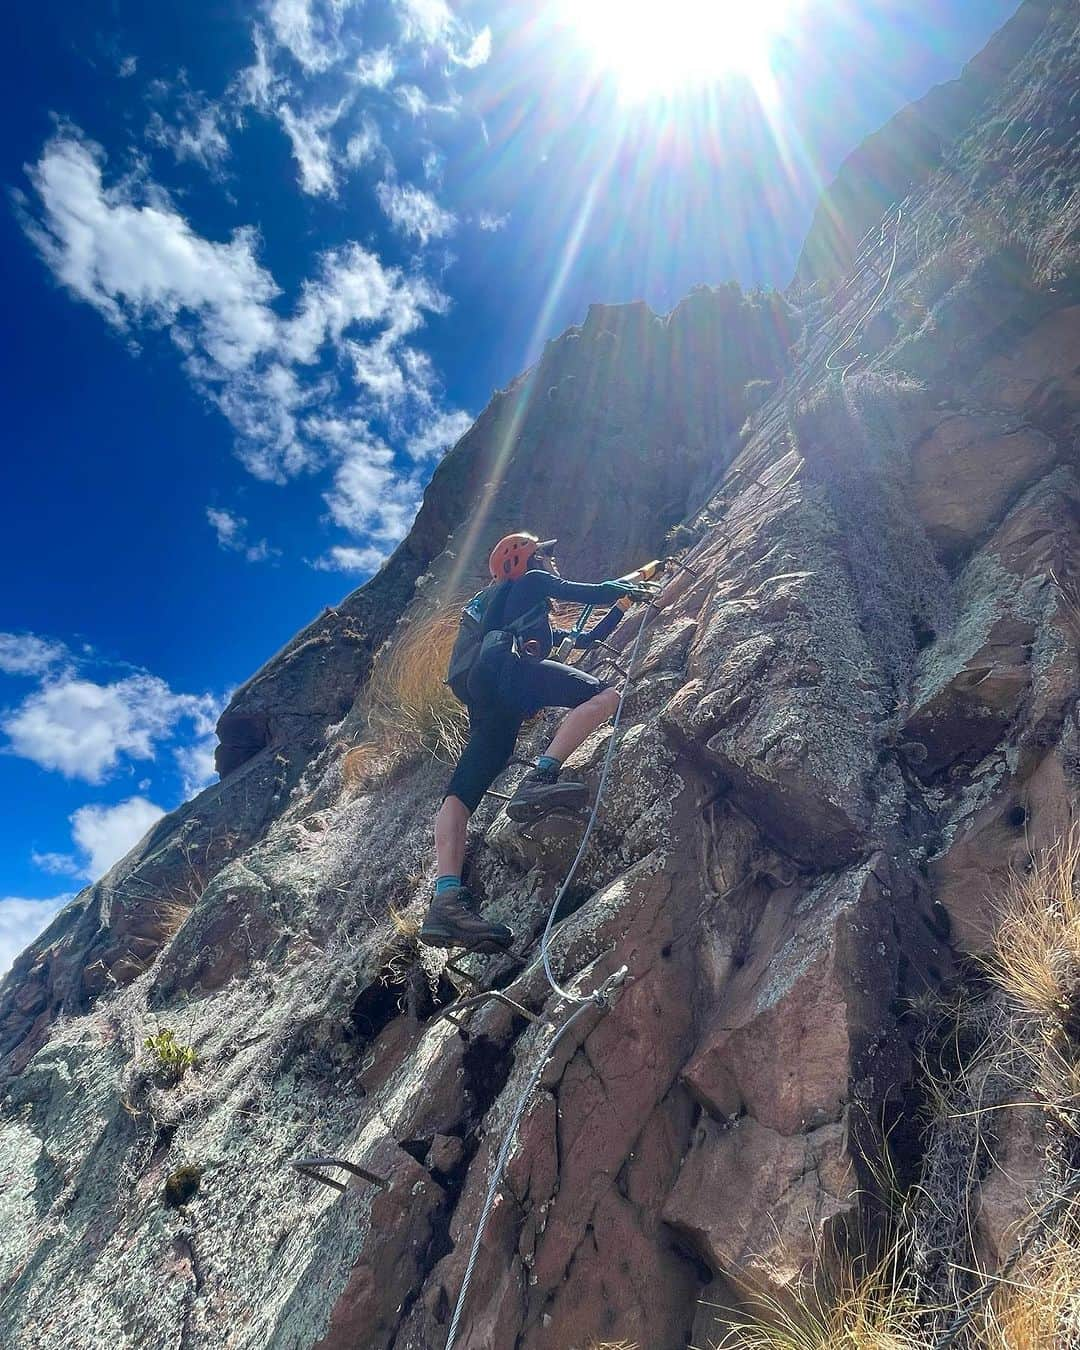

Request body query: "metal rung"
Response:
[666, 557, 702, 579]
[444, 947, 522, 989]
[437, 988, 540, 1030]
[290, 1156, 388, 1192]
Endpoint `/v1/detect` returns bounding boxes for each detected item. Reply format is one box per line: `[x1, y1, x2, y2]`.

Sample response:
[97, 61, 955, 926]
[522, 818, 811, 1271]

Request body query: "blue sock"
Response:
[435, 874, 461, 895]
[536, 755, 561, 775]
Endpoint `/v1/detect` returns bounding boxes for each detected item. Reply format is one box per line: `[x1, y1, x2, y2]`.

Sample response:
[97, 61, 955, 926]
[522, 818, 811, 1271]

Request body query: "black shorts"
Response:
[444, 649, 609, 812]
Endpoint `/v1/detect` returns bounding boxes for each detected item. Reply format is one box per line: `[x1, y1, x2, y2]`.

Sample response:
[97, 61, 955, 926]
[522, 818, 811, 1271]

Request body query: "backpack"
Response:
[445, 581, 513, 698]
[445, 581, 550, 702]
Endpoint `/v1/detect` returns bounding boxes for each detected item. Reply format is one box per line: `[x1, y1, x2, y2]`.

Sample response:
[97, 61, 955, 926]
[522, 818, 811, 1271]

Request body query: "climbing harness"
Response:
[443, 552, 697, 1350]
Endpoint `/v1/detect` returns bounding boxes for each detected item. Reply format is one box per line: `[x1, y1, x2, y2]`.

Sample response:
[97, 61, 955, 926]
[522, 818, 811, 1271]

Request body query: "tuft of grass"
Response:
[388, 903, 421, 942]
[1049, 567, 1080, 654]
[363, 604, 469, 764]
[986, 828, 1080, 1034]
[983, 1237, 1080, 1347]
[144, 1028, 196, 1081]
[341, 741, 390, 793]
[706, 1241, 932, 1350]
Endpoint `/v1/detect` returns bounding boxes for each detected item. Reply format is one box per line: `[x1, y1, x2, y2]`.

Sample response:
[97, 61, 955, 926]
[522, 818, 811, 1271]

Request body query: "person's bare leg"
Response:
[434, 794, 469, 878]
[423, 794, 512, 949]
[506, 687, 622, 823]
[545, 686, 621, 763]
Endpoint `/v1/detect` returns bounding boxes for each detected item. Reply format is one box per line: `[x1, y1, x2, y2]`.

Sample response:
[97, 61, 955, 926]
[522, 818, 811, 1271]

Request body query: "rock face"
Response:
[1, 6, 1078, 1349]
[793, 0, 1056, 288]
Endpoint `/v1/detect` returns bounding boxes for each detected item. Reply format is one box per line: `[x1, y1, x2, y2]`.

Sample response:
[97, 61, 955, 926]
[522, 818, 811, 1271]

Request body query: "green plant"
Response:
[144, 1028, 196, 1080]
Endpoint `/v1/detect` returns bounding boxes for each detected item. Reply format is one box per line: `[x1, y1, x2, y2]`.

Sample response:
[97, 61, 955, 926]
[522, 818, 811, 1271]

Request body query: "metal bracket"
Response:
[437, 950, 535, 1029]
[664, 556, 702, 580]
[290, 1156, 388, 1192]
[436, 988, 540, 1030]
[589, 640, 630, 678]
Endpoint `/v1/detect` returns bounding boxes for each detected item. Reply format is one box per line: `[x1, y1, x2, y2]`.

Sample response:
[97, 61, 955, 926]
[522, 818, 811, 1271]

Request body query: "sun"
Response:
[561, 0, 796, 98]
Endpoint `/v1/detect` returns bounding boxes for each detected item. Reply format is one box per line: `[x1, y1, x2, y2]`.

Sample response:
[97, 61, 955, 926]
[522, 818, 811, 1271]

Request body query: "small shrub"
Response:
[707, 1237, 930, 1350]
[144, 1028, 196, 1081]
[986, 827, 1080, 1034]
[363, 603, 469, 764]
[983, 1236, 1080, 1347]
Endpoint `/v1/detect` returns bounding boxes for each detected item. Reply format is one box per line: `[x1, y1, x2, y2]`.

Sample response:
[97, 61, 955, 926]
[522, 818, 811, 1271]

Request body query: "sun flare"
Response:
[562, 0, 796, 98]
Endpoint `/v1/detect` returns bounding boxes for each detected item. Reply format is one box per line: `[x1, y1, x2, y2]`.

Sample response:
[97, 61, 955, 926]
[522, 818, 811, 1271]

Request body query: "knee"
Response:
[593, 687, 620, 718]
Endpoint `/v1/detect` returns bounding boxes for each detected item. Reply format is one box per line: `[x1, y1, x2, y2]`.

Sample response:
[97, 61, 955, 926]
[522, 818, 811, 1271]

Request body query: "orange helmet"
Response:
[488, 532, 557, 581]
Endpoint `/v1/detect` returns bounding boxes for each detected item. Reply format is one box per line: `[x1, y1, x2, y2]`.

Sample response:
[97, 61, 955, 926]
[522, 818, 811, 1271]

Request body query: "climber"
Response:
[419, 532, 655, 951]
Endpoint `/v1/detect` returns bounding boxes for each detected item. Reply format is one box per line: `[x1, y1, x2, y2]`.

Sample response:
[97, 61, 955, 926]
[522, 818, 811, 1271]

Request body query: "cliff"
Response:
[1, 4, 1078, 1347]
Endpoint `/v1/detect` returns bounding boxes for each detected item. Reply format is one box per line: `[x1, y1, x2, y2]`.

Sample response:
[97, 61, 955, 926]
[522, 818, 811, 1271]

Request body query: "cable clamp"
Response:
[591, 965, 629, 1010]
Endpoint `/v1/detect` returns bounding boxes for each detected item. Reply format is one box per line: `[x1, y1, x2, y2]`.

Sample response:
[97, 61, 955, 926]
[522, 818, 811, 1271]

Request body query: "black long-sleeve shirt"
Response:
[499, 568, 626, 658]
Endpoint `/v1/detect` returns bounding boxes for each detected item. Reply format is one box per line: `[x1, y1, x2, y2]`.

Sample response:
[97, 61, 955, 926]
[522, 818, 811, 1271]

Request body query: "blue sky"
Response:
[0, 0, 1020, 972]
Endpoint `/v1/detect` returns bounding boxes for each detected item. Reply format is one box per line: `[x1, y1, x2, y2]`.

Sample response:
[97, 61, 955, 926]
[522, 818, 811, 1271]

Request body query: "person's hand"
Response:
[602, 580, 659, 603]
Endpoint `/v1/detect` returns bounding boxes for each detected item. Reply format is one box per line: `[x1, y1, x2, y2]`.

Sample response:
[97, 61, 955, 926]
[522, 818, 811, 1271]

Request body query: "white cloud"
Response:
[395, 0, 454, 44]
[281, 241, 441, 364]
[477, 210, 509, 232]
[407, 408, 471, 459]
[175, 737, 219, 797]
[277, 101, 344, 196]
[0, 895, 74, 979]
[206, 505, 243, 549]
[422, 150, 442, 183]
[311, 543, 387, 573]
[345, 116, 381, 168]
[324, 442, 422, 544]
[118, 55, 138, 78]
[394, 1, 489, 69]
[452, 28, 492, 69]
[354, 47, 395, 89]
[376, 180, 455, 245]
[394, 84, 457, 119]
[0, 632, 68, 676]
[266, 0, 356, 73]
[31, 850, 83, 878]
[22, 132, 451, 485]
[147, 89, 232, 170]
[234, 26, 281, 109]
[23, 133, 279, 367]
[244, 538, 277, 563]
[2, 673, 216, 784]
[206, 507, 278, 562]
[70, 796, 166, 881]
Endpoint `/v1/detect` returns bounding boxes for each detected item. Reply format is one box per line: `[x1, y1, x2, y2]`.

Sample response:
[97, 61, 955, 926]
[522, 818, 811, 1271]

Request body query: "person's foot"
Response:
[506, 764, 588, 823]
[419, 886, 513, 952]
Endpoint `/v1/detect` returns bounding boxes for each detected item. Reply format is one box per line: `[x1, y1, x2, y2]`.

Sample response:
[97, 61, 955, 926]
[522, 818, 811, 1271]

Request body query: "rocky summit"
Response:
[2, 3, 1079, 1347]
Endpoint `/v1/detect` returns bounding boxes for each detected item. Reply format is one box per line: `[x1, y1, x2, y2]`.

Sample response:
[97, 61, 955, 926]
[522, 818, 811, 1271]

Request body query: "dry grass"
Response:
[982, 1238, 1080, 1347]
[986, 828, 1080, 1033]
[341, 741, 391, 793]
[362, 603, 469, 765]
[1049, 567, 1080, 653]
[707, 1241, 931, 1350]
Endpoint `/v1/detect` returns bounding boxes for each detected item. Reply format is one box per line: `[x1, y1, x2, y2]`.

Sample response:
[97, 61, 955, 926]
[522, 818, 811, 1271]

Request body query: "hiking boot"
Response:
[419, 886, 513, 953]
[505, 764, 588, 824]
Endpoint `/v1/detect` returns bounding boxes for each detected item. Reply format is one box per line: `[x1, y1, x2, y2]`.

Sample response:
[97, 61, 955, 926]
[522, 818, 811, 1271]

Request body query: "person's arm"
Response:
[521, 571, 643, 607]
[574, 603, 625, 648]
